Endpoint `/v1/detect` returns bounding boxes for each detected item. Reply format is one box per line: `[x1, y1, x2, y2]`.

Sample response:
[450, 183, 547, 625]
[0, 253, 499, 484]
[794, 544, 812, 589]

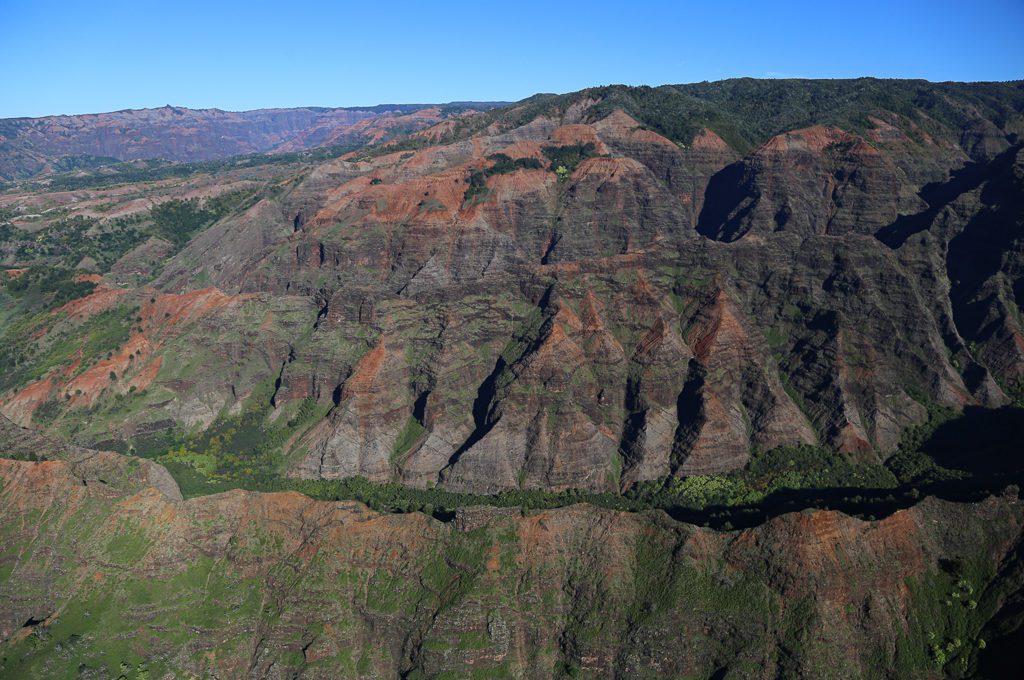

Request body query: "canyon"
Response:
[2, 78, 1024, 677]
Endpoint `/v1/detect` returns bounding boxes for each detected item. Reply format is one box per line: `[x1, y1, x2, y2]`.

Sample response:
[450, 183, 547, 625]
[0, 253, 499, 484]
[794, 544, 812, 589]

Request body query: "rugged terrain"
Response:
[2, 78, 1022, 494]
[2, 77, 1024, 677]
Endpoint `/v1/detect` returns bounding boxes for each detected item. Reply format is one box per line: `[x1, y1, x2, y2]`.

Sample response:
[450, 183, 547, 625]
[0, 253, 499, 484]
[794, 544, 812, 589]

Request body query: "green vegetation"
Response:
[392, 416, 427, 462]
[353, 80, 1024, 160]
[0, 304, 137, 393]
[606, 80, 1023, 153]
[150, 435, 925, 522]
[0, 190, 254, 308]
[123, 396, 1022, 535]
[146, 381, 330, 495]
[893, 563, 994, 677]
[4, 144, 365, 193]
[487, 152, 544, 175]
[158, 399, 286, 486]
[150, 198, 221, 247]
[1, 405, 1020, 678]
[463, 153, 544, 204]
[3, 265, 96, 311]
[625, 442, 901, 520]
[287, 396, 321, 429]
[0, 190, 259, 400]
[150, 190, 254, 247]
[885, 403, 964, 485]
[1, 214, 148, 273]
[763, 327, 787, 347]
[541, 142, 598, 174]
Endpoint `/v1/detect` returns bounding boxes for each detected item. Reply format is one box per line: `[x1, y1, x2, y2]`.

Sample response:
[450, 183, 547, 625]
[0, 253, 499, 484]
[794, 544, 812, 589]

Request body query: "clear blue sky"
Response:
[1, 0, 1022, 118]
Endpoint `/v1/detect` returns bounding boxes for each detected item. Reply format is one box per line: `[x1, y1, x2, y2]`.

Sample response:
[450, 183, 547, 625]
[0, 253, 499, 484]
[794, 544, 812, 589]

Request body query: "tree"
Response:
[555, 165, 570, 182]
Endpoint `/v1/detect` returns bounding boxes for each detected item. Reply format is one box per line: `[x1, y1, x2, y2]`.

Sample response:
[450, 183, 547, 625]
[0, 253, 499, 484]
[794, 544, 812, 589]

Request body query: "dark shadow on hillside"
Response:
[661, 406, 1024, 530]
[874, 144, 1022, 249]
[922, 406, 1024, 474]
[662, 475, 1021, 531]
[695, 161, 753, 242]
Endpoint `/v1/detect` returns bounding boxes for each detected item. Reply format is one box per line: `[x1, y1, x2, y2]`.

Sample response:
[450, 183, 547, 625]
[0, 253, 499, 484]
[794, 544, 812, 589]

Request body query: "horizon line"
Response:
[4, 75, 1023, 121]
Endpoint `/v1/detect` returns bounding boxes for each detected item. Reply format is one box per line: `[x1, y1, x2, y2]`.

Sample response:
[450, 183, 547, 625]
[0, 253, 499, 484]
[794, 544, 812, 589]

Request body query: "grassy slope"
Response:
[0, 454, 1017, 679]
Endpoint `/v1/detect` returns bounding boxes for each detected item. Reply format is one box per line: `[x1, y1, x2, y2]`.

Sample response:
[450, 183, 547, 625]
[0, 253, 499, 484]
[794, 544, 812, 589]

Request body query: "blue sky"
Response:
[1, 0, 1022, 118]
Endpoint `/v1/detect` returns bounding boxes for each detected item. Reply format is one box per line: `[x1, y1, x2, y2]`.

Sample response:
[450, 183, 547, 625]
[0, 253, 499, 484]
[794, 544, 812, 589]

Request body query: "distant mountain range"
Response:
[0, 101, 508, 180]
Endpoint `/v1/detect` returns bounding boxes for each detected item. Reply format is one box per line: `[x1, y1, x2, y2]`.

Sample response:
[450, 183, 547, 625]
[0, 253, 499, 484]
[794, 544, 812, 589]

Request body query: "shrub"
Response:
[542, 143, 597, 173]
[463, 153, 544, 204]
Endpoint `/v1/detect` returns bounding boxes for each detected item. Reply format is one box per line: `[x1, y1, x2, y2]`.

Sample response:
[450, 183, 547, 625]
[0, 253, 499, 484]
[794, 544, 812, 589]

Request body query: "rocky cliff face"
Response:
[1, 80, 1023, 495]
[1, 448, 1022, 679]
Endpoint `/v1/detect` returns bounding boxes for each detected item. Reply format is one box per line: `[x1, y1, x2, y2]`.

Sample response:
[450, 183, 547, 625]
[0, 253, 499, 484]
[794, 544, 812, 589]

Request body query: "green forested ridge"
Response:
[511, 79, 1024, 153]
[346, 79, 1024, 162]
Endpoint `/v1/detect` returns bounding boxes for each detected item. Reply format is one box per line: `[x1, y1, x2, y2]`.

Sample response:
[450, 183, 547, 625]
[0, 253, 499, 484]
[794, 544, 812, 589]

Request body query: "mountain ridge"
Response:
[0, 101, 509, 181]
